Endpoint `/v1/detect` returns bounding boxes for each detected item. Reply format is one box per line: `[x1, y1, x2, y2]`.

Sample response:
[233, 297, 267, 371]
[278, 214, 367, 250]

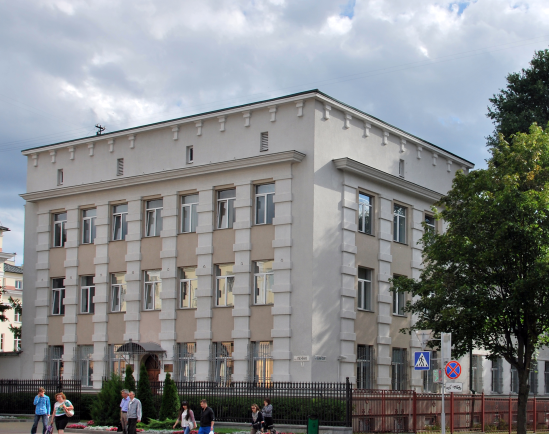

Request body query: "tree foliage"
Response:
[487, 49, 549, 148]
[124, 364, 136, 393]
[90, 374, 124, 426]
[392, 124, 549, 434]
[8, 296, 21, 339]
[158, 373, 180, 421]
[137, 363, 157, 423]
[0, 288, 12, 323]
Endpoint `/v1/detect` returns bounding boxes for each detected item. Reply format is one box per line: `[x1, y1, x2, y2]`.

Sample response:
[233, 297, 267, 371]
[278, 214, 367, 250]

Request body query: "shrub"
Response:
[124, 365, 136, 393]
[90, 374, 124, 426]
[159, 373, 180, 421]
[137, 363, 157, 423]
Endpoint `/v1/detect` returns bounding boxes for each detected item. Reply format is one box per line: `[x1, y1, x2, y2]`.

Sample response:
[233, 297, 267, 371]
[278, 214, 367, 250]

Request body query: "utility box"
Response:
[307, 415, 319, 434]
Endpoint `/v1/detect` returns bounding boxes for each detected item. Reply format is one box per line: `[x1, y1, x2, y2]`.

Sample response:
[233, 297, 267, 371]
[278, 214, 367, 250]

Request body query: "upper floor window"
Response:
[358, 268, 372, 311]
[111, 273, 127, 312]
[14, 281, 22, 290]
[145, 199, 163, 237]
[57, 169, 64, 186]
[215, 264, 234, 307]
[53, 212, 67, 247]
[14, 309, 21, 323]
[52, 278, 65, 315]
[425, 214, 436, 234]
[181, 194, 199, 234]
[255, 184, 275, 225]
[393, 204, 406, 244]
[217, 189, 236, 230]
[81, 276, 95, 314]
[392, 277, 405, 316]
[0, 334, 3, 351]
[144, 270, 162, 310]
[253, 261, 274, 305]
[398, 159, 405, 178]
[358, 194, 373, 235]
[187, 146, 194, 163]
[179, 267, 197, 309]
[112, 204, 128, 241]
[82, 209, 97, 244]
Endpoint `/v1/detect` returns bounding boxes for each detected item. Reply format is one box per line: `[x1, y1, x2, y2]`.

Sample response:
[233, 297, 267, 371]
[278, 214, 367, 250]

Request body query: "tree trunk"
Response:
[516, 368, 530, 434]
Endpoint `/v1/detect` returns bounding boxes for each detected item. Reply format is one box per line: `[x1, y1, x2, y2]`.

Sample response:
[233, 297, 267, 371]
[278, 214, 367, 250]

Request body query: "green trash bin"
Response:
[307, 415, 319, 434]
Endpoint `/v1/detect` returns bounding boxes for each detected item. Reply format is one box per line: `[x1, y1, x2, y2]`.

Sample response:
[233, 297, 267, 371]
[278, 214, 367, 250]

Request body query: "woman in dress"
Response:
[49, 392, 73, 434]
[173, 401, 196, 434]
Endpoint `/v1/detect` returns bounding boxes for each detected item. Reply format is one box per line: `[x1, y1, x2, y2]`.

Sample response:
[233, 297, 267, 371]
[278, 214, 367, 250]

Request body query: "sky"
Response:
[1, 0, 549, 265]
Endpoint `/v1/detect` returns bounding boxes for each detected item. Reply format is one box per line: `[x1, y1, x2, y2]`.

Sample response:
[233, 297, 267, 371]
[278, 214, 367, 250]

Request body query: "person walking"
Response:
[173, 401, 196, 434]
[127, 391, 142, 434]
[49, 392, 73, 434]
[31, 387, 51, 434]
[261, 399, 273, 433]
[198, 399, 215, 434]
[120, 389, 130, 434]
[249, 404, 264, 434]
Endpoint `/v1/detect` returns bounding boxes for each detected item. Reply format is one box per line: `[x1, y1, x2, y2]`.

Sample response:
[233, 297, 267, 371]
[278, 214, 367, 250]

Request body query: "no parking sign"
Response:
[445, 360, 462, 379]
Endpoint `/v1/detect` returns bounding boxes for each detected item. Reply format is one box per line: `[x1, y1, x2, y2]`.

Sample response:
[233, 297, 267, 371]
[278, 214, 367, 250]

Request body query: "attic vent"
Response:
[260, 132, 268, 152]
[117, 158, 124, 176]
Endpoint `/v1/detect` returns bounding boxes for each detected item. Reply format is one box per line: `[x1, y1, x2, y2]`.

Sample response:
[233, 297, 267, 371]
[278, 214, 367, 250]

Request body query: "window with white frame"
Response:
[251, 341, 273, 384]
[391, 348, 407, 390]
[511, 365, 519, 394]
[53, 212, 67, 247]
[491, 358, 503, 393]
[392, 276, 405, 316]
[398, 159, 405, 178]
[111, 273, 127, 312]
[217, 189, 236, 229]
[15, 280, 22, 289]
[78, 345, 94, 387]
[176, 343, 196, 381]
[393, 204, 406, 243]
[13, 337, 20, 351]
[144, 270, 162, 310]
[357, 345, 374, 389]
[530, 360, 538, 395]
[358, 193, 373, 235]
[181, 194, 198, 233]
[107, 344, 126, 377]
[82, 209, 97, 244]
[145, 199, 163, 237]
[423, 351, 439, 393]
[47, 345, 64, 379]
[179, 267, 197, 309]
[211, 341, 234, 385]
[57, 169, 64, 185]
[14, 308, 21, 323]
[255, 184, 275, 225]
[0, 334, 3, 351]
[112, 204, 128, 241]
[52, 278, 65, 315]
[187, 146, 194, 163]
[425, 214, 436, 234]
[358, 268, 372, 311]
[253, 261, 274, 305]
[81, 276, 95, 314]
[215, 264, 234, 307]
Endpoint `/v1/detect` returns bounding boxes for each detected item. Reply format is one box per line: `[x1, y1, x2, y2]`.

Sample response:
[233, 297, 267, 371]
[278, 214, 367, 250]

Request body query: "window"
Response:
[14, 309, 21, 323]
[392, 276, 405, 316]
[176, 343, 196, 381]
[398, 159, 405, 178]
[10, 337, 17, 351]
[107, 344, 126, 377]
[180, 267, 197, 309]
[144, 270, 162, 310]
[491, 358, 503, 393]
[423, 351, 439, 393]
[358, 194, 373, 235]
[112, 204, 128, 241]
[145, 199, 163, 237]
[217, 189, 236, 229]
[511, 365, 519, 394]
[111, 273, 127, 312]
[47, 345, 64, 379]
[187, 146, 194, 163]
[0, 334, 3, 351]
[181, 194, 198, 233]
[425, 214, 436, 234]
[81, 276, 95, 314]
[77, 345, 94, 387]
[255, 184, 275, 225]
[357, 345, 374, 389]
[52, 278, 65, 315]
[393, 204, 406, 243]
[57, 169, 64, 185]
[15, 280, 22, 289]
[358, 268, 372, 311]
[254, 261, 274, 305]
[391, 348, 407, 390]
[215, 264, 234, 307]
[53, 212, 67, 247]
[471, 355, 484, 393]
[545, 362, 549, 394]
[530, 360, 538, 395]
[251, 341, 273, 384]
[117, 158, 124, 176]
[260, 132, 268, 152]
[82, 209, 97, 244]
[211, 342, 233, 385]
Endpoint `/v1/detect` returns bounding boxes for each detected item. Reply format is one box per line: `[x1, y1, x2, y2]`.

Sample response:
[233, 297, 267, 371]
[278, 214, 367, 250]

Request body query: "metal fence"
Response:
[0, 379, 81, 420]
[352, 390, 549, 433]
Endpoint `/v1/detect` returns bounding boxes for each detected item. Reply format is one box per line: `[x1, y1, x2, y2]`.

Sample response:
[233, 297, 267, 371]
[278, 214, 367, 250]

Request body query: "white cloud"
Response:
[321, 15, 353, 35]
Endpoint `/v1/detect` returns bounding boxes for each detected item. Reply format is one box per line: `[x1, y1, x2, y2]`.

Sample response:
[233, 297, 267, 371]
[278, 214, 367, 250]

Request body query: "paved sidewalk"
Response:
[1, 420, 37, 433]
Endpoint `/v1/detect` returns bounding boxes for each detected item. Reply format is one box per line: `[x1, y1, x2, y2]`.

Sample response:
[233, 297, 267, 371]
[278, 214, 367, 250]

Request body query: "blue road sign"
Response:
[414, 351, 431, 370]
[445, 360, 462, 379]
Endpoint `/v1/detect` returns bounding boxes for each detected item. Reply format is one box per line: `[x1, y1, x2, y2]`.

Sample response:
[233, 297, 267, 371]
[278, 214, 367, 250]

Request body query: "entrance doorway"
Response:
[145, 354, 161, 382]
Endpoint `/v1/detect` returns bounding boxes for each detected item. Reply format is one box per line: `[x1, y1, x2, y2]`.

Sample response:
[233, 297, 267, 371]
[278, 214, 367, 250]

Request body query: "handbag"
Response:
[63, 401, 75, 417]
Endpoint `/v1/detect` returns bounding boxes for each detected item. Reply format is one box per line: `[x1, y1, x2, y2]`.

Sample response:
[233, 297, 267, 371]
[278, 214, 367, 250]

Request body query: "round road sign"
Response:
[445, 361, 462, 379]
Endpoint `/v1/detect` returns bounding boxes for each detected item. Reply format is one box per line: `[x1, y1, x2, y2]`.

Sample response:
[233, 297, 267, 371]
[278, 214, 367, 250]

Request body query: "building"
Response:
[21, 88, 532, 392]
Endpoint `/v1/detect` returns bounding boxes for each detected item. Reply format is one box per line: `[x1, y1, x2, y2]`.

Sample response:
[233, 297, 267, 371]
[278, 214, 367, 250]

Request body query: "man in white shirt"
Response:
[127, 391, 142, 434]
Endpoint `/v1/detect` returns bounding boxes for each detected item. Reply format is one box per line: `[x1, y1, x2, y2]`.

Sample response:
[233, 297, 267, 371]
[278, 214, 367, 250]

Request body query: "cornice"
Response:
[333, 157, 443, 201]
[20, 150, 306, 203]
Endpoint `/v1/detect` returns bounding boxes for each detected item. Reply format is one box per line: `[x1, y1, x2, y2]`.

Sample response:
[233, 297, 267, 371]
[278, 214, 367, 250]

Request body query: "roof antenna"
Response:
[95, 124, 106, 135]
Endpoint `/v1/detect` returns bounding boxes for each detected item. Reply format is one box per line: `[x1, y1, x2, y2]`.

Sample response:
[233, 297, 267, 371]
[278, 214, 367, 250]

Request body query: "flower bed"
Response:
[67, 424, 88, 429]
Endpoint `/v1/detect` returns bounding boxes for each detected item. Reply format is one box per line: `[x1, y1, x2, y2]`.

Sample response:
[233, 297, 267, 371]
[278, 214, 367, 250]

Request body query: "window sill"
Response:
[392, 241, 408, 246]
[215, 227, 234, 231]
[392, 313, 406, 317]
[50, 246, 66, 249]
[111, 239, 127, 243]
[180, 231, 197, 235]
[144, 235, 161, 238]
[143, 309, 161, 312]
[357, 308, 374, 313]
[79, 312, 94, 315]
[110, 311, 126, 314]
[50, 314, 65, 317]
[253, 303, 274, 306]
[253, 223, 273, 227]
[177, 307, 198, 310]
[357, 231, 375, 237]
[214, 305, 234, 308]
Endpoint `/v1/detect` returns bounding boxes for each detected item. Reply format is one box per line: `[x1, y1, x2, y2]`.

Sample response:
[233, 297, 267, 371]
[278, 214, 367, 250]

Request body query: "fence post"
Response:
[481, 392, 485, 433]
[382, 390, 386, 433]
[413, 390, 417, 434]
[534, 396, 537, 433]
[346, 377, 352, 428]
[509, 395, 512, 434]
[450, 392, 454, 434]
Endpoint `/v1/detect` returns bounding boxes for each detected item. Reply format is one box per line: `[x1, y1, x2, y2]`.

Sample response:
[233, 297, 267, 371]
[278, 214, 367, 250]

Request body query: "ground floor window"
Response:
[391, 348, 407, 390]
[357, 345, 374, 389]
[530, 361, 538, 395]
[175, 343, 196, 381]
[210, 342, 233, 385]
[471, 355, 484, 393]
[511, 365, 519, 394]
[76, 345, 94, 387]
[106, 344, 126, 378]
[250, 341, 273, 384]
[46, 346, 64, 379]
[423, 351, 439, 393]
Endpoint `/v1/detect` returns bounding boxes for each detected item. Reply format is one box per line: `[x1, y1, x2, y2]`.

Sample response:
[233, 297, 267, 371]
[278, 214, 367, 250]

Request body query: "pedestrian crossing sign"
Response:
[414, 351, 431, 370]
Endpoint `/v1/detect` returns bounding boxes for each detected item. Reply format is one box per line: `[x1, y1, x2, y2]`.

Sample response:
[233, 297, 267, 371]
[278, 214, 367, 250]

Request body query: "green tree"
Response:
[158, 373, 180, 421]
[137, 363, 157, 423]
[124, 364, 136, 393]
[392, 124, 549, 434]
[487, 49, 549, 148]
[8, 296, 22, 342]
[91, 374, 124, 426]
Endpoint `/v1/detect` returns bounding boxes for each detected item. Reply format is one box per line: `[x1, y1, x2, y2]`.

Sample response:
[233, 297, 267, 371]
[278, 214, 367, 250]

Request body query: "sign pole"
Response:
[441, 332, 452, 434]
[442, 371, 445, 434]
